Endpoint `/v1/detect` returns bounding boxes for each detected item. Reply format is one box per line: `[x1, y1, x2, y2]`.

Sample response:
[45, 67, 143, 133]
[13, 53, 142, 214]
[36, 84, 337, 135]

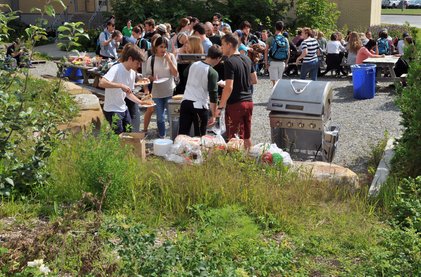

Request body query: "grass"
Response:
[382, 8, 421, 15]
[0, 130, 419, 275]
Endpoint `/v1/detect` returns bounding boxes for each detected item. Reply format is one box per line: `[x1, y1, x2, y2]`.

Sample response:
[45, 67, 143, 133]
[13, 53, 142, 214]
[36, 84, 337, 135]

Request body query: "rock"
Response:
[293, 161, 360, 189]
[72, 94, 101, 111]
[58, 109, 104, 133]
[61, 81, 92, 95]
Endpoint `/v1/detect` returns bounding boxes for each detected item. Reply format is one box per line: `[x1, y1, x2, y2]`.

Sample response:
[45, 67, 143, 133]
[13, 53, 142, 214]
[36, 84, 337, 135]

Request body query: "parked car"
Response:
[407, 0, 421, 8]
[382, 0, 402, 8]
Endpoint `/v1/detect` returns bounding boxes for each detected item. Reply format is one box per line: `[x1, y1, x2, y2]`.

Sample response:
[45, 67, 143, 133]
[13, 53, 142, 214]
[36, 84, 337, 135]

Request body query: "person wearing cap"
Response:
[397, 32, 409, 55]
[122, 19, 132, 38]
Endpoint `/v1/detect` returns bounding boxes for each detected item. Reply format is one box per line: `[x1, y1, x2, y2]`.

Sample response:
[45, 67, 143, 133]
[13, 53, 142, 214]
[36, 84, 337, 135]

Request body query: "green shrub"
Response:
[105, 206, 294, 276]
[0, 73, 78, 196]
[295, 0, 340, 31]
[393, 45, 421, 177]
[41, 128, 140, 210]
[391, 176, 421, 232]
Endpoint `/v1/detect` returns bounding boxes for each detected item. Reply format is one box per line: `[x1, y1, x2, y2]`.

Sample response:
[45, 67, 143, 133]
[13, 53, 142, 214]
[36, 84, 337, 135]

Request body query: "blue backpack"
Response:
[138, 38, 151, 51]
[377, 38, 389, 55]
[269, 34, 289, 61]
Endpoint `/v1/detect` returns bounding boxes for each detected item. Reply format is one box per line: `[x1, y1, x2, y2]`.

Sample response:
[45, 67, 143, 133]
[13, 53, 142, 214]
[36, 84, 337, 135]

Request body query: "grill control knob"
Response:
[287, 122, 293, 127]
[309, 123, 316, 129]
[298, 123, 304, 128]
[276, 122, 281, 127]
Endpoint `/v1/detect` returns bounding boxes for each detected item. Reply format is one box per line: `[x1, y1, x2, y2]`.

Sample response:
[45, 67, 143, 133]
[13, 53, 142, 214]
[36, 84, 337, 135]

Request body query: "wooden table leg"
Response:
[389, 65, 397, 79]
[82, 69, 89, 84]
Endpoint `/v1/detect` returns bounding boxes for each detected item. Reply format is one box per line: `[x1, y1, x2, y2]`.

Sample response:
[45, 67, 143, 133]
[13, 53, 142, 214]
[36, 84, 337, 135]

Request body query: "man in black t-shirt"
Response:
[217, 34, 257, 149]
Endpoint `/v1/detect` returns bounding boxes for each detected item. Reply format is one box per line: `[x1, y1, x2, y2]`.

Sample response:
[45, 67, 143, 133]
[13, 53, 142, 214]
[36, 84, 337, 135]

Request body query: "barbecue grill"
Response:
[267, 79, 339, 162]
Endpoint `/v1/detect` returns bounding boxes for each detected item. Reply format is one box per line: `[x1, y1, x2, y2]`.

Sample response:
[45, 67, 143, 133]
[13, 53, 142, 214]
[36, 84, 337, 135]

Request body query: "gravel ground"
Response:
[30, 62, 402, 173]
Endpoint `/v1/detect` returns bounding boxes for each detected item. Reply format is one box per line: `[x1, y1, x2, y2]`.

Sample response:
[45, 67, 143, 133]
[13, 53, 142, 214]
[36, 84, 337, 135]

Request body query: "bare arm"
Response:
[296, 48, 308, 63]
[264, 43, 270, 68]
[219, 79, 234, 108]
[165, 53, 178, 77]
[99, 77, 132, 94]
[250, 72, 257, 85]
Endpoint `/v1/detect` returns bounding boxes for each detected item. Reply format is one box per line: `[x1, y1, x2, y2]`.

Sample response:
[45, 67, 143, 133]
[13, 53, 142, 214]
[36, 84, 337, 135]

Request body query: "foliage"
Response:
[56, 22, 90, 53]
[362, 226, 421, 276]
[30, 0, 65, 28]
[40, 128, 140, 210]
[76, 29, 101, 52]
[295, 0, 340, 32]
[0, 4, 19, 41]
[25, 25, 48, 60]
[391, 176, 421, 232]
[392, 44, 421, 177]
[0, 71, 78, 196]
[367, 131, 389, 177]
[110, 0, 290, 32]
[367, 23, 418, 41]
[0, 203, 118, 275]
[105, 206, 294, 276]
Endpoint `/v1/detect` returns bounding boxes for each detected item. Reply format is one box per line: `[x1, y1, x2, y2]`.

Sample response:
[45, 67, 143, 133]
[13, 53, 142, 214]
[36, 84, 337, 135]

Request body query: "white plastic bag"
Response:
[249, 143, 293, 166]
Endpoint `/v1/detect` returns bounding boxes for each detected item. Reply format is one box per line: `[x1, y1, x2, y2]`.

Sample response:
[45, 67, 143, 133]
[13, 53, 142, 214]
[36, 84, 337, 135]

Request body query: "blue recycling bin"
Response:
[63, 67, 83, 84]
[351, 64, 376, 99]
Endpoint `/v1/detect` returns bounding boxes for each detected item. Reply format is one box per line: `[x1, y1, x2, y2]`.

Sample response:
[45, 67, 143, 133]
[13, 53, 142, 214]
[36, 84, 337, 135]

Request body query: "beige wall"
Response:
[333, 0, 382, 30]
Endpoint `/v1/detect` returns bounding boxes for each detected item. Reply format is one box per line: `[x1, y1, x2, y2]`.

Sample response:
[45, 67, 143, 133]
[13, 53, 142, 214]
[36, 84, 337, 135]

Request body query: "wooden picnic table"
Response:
[55, 61, 100, 85]
[363, 56, 400, 81]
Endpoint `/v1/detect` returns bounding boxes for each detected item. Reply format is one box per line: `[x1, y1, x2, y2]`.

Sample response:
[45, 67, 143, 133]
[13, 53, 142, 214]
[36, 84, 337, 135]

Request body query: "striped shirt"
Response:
[301, 37, 319, 63]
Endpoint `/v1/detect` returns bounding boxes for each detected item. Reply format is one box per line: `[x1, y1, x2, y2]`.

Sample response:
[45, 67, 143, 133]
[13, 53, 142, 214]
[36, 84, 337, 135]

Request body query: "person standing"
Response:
[122, 19, 133, 38]
[143, 18, 156, 42]
[296, 27, 320, 81]
[264, 20, 289, 86]
[145, 36, 178, 138]
[179, 45, 223, 136]
[193, 23, 213, 54]
[217, 34, 257, 149]
[99, 21, 122, 60]
[99, 45, 147, 134]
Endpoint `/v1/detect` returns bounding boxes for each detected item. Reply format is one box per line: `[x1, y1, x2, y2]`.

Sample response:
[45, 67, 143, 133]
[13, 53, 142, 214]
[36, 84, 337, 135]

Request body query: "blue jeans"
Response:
[153, 96, 171, 137]
[300, 60, 319, 81]
[104, 110, 132, 134]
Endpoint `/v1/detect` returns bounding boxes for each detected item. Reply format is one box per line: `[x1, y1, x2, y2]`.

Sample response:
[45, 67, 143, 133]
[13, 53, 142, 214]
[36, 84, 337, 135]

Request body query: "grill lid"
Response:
[267, 79, 332, 115]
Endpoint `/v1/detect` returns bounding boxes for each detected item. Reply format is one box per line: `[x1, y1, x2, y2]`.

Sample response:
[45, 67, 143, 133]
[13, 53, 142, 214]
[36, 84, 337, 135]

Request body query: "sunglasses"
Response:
[213, 24, 220, 27]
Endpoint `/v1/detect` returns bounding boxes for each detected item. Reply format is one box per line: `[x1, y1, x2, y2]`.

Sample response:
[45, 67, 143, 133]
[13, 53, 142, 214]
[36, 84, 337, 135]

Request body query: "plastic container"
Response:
[351, 64, 376, 99]
[63, 68, 84, 84]
[153, 139, 173, 156]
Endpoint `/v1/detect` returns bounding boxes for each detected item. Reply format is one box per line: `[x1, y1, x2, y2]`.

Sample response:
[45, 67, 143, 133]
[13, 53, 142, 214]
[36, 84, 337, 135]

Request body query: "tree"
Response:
[295, 0, 340, 31]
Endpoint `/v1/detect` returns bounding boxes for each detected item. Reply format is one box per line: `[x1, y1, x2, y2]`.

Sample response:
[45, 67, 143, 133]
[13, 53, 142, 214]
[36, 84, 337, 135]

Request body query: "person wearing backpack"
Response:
[98, 21, 122, 59]
[377, 30, 390, 55]
[264, 21, 289, 86]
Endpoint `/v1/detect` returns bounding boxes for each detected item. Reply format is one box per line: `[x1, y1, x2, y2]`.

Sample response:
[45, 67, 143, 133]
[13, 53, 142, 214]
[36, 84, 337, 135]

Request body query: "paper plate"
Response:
[153, 77, 170, 84]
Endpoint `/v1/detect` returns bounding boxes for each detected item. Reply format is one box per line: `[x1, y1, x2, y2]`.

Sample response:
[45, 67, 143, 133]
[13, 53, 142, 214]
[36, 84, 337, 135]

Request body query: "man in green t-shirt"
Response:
[122, 19, 133, 38]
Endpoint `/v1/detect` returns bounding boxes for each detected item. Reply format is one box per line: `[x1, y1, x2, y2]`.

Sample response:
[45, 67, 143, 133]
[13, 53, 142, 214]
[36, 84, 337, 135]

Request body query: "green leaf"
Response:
[57, 26, 71, 32]
[44, 4, 56, 17]
[5, 177, 14, 186]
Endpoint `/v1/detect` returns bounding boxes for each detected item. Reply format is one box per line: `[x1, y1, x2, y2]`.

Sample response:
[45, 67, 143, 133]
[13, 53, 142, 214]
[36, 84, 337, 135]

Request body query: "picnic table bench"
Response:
[363, 56, 400, 81]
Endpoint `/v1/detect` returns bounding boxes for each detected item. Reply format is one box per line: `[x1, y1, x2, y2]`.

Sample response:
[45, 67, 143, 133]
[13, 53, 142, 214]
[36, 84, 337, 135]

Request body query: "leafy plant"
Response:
[0, 72, 78, 196]
[25, 25, 48, 61]
[393, 44, 421, 177]
[30, 0, 65, 28]
[56, 22, 90, 53]
[391, 176, 421, 232]
[0, 4, 19, 41]
[295, 0, 340, 32]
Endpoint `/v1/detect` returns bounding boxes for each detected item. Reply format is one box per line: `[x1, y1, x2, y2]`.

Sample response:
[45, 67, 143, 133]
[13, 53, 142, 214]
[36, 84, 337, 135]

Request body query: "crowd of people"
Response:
[97, 14, 415, 148]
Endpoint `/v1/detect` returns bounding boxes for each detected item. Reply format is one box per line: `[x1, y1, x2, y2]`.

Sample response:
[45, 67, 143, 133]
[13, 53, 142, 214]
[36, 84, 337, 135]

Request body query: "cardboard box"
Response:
[119, 132, 146, 161]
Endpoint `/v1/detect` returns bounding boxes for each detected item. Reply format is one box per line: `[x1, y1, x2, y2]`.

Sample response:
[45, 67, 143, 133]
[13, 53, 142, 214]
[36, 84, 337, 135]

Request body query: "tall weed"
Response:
[39, 128, 140, 210]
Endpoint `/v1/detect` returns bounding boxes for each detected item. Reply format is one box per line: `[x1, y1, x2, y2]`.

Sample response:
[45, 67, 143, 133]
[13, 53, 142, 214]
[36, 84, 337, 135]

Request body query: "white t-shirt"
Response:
[326, 40, 345, 54]
[397, 40, 405, 55]
[103, 63, 136, 113]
